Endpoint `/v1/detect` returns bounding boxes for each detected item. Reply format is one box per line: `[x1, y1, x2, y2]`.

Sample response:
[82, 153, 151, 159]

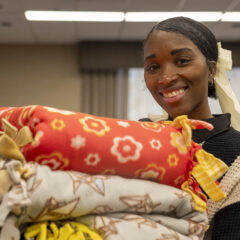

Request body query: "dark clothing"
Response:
[139, 113, 240, 240]
[198, 114, 240, 240]
[192, 114, 240, 167]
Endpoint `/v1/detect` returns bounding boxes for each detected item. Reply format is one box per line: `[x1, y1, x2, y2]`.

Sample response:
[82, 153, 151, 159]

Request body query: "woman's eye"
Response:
[177, 58, 191, 65]
[146, 64, 160, 73]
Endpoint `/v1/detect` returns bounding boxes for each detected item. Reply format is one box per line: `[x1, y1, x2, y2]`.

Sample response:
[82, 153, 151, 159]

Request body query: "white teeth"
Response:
[162, 88, 185, 98]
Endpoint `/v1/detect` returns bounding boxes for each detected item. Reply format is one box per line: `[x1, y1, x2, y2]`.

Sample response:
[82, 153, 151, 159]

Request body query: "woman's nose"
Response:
[158, 65, 178, 84]
[162, 74, 178, 81]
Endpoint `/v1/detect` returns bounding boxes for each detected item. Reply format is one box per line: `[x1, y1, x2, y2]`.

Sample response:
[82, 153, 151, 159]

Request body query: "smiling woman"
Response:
[127, 67, 240, 119]
[139, 17, 240, 240]
[143, 28, 216, 120]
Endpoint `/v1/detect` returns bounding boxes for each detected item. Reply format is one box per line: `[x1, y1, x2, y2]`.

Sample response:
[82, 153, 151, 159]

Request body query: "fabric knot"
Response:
[0, 118, 33, 161]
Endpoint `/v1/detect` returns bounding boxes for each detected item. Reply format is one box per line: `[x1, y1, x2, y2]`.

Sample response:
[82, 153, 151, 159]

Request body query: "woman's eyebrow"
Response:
[170, 48, 193, 55]
[144, 48, 193, 62]
[144, 53, 156, 62]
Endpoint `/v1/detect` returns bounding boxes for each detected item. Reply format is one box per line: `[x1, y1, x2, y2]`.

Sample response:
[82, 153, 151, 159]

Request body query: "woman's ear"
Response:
[208, 60, 217, 84]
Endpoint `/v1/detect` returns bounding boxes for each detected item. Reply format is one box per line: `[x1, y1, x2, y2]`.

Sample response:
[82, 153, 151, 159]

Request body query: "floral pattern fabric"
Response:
[0, 105, 229, 208]
[0, 105, 230, 239]
[0, 105, 209, 189]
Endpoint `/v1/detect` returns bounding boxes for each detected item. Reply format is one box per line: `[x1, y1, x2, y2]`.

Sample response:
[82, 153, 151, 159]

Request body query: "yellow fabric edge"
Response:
[169, 116, 228, 212]
[24, 221, 103, 240]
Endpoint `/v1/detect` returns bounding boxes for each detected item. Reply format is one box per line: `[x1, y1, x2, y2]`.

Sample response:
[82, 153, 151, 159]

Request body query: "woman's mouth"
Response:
[159, 87, 187, 103]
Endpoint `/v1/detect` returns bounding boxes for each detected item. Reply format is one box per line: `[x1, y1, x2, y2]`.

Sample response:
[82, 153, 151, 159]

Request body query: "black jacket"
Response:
[195, 114, 240, 240]
[140, 114, 240, 239]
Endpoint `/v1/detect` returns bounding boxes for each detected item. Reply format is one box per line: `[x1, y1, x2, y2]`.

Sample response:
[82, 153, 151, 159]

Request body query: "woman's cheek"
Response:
[144, 76, 154, 91]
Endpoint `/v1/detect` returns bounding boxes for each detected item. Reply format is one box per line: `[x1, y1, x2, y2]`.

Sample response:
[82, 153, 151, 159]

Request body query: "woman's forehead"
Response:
[143, 30, 201, 57]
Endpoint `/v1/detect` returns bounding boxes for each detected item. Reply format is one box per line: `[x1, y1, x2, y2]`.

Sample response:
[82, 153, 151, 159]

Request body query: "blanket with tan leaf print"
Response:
[0, 159, 208, 240]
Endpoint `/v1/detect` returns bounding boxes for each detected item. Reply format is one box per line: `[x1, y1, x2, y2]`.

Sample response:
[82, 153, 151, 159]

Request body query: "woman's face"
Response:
[143, 30, 215, 119]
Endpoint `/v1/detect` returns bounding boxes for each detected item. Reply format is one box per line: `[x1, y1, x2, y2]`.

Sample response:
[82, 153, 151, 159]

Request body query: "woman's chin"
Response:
[166, 109, 188, 119]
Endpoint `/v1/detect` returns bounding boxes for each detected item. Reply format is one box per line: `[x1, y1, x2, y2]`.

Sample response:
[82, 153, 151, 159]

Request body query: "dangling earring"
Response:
[208, 79, 214, 87]
[208, 79, 217, 99]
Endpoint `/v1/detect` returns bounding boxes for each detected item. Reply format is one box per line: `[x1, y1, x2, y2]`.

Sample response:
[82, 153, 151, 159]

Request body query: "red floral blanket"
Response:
[0, 105, 228, 211]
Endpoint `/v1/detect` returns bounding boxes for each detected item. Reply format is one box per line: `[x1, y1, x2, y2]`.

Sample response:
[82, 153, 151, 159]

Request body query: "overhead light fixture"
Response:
[221, 12, 240, 22]
[124, 12, 223, 22]
[25, 11, 125, 22]
[25, 11, 236, 23]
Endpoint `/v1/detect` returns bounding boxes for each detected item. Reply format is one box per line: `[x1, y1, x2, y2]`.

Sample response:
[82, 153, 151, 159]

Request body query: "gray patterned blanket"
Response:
[0, 159, 208, 240]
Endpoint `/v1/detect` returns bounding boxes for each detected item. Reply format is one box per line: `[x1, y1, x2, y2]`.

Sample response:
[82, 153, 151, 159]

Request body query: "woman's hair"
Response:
[144, 17, 218, 98]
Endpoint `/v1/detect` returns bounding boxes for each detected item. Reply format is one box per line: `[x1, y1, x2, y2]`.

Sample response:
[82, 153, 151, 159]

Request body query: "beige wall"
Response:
[1, 41, 239, 115]
[0, 44, 82, 112]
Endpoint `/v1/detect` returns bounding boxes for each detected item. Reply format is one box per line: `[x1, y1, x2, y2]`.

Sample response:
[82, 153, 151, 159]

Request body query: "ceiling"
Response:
[0, 0, 240, 44]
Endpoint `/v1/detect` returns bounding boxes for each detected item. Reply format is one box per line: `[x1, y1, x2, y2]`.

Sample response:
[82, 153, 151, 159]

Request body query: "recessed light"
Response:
[231, 22, 240, 28]
[1, 21, 12, 27]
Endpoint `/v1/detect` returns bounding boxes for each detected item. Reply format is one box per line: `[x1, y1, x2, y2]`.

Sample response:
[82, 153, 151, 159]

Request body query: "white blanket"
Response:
[0, 159, 208, 240]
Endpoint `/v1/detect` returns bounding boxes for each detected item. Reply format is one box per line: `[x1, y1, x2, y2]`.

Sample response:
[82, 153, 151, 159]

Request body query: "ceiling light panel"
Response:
[25, 11, 125, 22]
[125, 12, 223, 22]
[221, 12, 240, 22]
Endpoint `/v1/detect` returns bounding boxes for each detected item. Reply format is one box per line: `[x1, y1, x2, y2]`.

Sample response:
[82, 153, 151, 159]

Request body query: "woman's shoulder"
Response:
[196, 113, 240, 144]
[228, 126, 240, 135]
[218, 126, 240, 142]
[204, 127, 240, 166]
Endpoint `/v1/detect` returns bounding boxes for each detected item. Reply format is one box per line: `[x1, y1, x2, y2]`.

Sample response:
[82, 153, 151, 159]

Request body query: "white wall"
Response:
[0, 44, 81, 112]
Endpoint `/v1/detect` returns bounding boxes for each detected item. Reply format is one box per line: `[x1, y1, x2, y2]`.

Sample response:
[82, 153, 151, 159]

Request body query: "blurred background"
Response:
[1, 0, 240, 120]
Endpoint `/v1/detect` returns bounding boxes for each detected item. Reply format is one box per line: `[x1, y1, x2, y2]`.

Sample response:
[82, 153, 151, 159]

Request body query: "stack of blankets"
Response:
[0, 105, 228, 240]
